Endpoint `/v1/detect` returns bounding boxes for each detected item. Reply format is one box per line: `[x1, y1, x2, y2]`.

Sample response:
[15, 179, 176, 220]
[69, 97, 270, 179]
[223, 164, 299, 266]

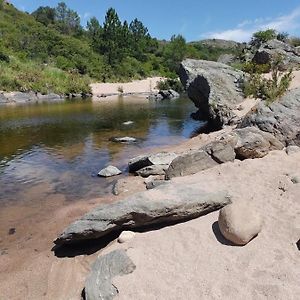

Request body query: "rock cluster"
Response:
[147, 89, 180, 101]
[251, 39, 300, 70]
[239, 88, 300, 146]
[166, 127, 284, 179]
[0, 91, 63, 105]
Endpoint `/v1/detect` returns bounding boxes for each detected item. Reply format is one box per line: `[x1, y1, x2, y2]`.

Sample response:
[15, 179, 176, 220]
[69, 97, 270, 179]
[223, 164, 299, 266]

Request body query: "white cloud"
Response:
[204, 7, 300, 42]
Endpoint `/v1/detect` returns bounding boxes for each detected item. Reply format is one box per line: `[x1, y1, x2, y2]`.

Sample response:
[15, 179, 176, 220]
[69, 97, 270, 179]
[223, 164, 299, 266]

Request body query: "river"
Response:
[0, 96, 203, 205]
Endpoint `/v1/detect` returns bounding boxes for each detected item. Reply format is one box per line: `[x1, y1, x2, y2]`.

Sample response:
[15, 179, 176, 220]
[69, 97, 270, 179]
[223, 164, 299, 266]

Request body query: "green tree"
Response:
[128, 18, 150, 61]
[55, 2, 81, 35]
[32, 6, 55, 26]
[163, 34, 187, 73]
[87, 17, 102, 51]
[101, 8, 124, 65]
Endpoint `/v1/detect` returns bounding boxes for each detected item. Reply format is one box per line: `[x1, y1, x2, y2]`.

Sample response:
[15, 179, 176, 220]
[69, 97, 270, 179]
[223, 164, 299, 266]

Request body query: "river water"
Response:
[0, 96, 203, 205]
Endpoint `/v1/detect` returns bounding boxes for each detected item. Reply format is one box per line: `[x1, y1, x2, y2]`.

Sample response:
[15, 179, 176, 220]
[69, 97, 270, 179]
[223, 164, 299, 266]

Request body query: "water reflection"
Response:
[0, 97, 203, 203]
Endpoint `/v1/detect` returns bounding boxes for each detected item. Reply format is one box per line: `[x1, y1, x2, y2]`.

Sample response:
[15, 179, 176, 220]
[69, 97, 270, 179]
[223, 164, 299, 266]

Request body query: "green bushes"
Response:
[0, 58, 91, 94]
[251, 29, 277, 44]
[156, 78, 184, 93]
[243, 55, 293, 103]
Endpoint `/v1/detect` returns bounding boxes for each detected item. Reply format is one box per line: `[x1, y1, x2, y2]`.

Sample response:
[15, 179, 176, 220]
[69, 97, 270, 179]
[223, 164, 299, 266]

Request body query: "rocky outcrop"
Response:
[166, 127, 283, 179]
[179, 59, 246, 128]
[54, 184, 230, 245]
[0, 91, 63, 105]
[218, 202, 263, 245]
[252, 39, 300, 69]
[239, 88, 300, 146]
[128, 152, 177, 174]
[85, 249, 136, 300]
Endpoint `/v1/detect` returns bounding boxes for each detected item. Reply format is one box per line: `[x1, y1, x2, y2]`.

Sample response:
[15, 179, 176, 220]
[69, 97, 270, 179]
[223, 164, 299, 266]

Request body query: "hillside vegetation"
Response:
[0, 1, 242, 95]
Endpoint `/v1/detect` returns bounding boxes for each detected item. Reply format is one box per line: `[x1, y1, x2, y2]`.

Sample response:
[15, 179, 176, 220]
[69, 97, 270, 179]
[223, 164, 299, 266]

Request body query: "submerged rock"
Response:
[110, 136, 137, 143]
[98, 166, 122, 177]
[54, 184, 230, 245]
[85, 249, 136, 300]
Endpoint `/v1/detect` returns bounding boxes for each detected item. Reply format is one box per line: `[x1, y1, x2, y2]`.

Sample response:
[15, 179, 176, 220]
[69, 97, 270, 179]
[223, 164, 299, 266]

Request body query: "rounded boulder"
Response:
[218, 202, 262, 246]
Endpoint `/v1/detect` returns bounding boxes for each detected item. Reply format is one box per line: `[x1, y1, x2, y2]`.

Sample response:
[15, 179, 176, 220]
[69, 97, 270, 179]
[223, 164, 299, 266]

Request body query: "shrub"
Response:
[251, 29, 277, 45]
[156, 78, 184, 93]
[289, 37, 300, 47]
[243, 55, 293, 103]
[117, 86, 124, 93]
[242, 62, 270, 74]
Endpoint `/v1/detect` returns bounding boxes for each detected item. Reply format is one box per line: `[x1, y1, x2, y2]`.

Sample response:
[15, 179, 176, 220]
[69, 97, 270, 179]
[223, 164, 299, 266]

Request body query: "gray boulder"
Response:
[239, 88, 300, 146]
[217, 54, 235, 65]
[98, 166, 122, 177]
[233, 127, 284, 159]
[54, 184, 231, 245]
[179, 59, 246, 128]
[252, 39, 300, 69]
[128, 152, 177, 173]
[85, 249, 136, 300]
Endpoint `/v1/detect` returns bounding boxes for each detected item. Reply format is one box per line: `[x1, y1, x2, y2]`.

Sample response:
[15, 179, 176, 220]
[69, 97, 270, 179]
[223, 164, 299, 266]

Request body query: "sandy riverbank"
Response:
[1, 72, 300, 299]
[91, 77, 165, 100]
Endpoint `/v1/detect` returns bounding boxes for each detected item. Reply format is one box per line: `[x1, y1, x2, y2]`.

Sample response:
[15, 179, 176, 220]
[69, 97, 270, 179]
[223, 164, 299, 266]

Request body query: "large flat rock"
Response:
[54, 184, 230, 245]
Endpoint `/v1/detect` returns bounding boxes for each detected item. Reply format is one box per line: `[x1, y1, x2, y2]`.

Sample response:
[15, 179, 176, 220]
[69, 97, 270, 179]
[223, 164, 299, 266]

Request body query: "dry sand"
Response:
[91, 77, 164, 100]
[112, 150, 300, 300]
[1, 150, 299, 299]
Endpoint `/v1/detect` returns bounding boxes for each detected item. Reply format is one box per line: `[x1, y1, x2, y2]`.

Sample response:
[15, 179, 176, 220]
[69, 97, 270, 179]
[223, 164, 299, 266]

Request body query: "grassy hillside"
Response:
[0, 1, 241, 95]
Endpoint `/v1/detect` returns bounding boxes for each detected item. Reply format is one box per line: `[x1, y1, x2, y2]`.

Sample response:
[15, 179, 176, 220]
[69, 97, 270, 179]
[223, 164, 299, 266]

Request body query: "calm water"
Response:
[0, 96, 203, 204]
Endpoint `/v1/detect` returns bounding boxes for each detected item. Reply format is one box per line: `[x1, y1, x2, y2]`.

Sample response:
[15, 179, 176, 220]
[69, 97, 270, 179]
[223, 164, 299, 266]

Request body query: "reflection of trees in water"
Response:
[0, 98, 197, 163]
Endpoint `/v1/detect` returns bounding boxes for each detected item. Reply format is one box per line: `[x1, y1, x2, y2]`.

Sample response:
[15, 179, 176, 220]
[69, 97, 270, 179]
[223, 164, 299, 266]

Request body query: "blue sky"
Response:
[10, 0, 300, 42]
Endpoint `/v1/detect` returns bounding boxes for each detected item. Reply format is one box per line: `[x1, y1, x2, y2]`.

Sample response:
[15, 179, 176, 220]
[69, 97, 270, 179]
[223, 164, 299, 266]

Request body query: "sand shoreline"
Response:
[91, 77, 165, 100]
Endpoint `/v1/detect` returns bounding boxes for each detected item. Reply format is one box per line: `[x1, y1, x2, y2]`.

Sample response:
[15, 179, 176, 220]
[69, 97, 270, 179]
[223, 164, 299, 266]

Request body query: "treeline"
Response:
[0, 1, 241, 94]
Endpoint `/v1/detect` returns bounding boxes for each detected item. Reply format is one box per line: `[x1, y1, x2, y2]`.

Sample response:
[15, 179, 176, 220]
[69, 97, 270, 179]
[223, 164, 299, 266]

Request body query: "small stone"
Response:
[118, 231, 136, 243]
[98, 166, 122, 178]
[291, 176, 299, 184]
[110, 137, 137, 143]
[218, 202, 262, 246]
[8, 228, 16, 235]
[123, 121, 134, 126]
[286, 145, 300, 155]
[297, 239, 300, 251]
